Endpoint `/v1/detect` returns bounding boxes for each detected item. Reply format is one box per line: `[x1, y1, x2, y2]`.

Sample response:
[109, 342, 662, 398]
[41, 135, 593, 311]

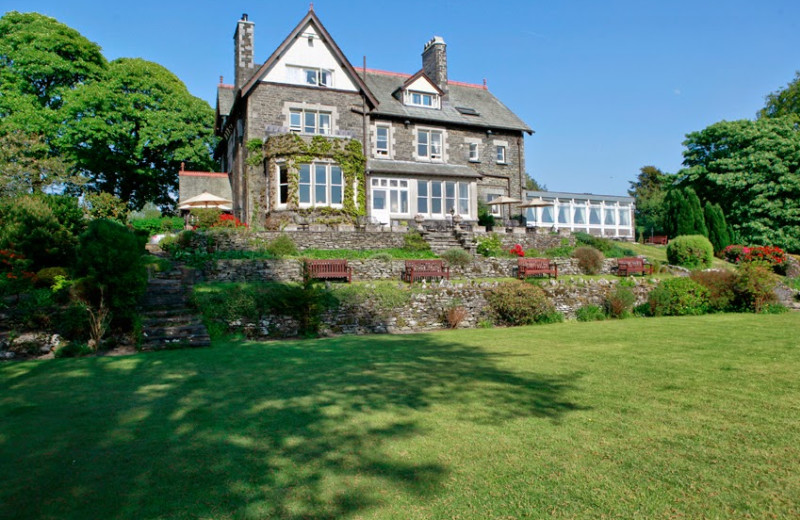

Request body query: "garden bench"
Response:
[645, 235, 668, 245]
[402, 260, 449, 284]
[305, 259, 352, 283]
[616, 257, 653, 276]
[517, 257, 558, 280]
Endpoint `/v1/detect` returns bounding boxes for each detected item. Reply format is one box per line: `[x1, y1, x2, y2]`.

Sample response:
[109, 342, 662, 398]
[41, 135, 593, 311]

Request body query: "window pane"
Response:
[497, 146, 505, 162]
[390, 190, 398, 212]
[558, 206, 570, 224]
[445, 182, 455, 198]
[315, 164, 327, 184]
[330, 166, 342, 185]
[373, 189, 386, 210]
[412, 92, 421, 104]
[432, 182, 441, 197]
[459, 183, 468, 199]
[432, 198, 442, 214]
[431, 132, 442, 157]
[316, 185, 327, 204]
[319, 113, 330, 134]
[573, 207, 586, 224]
[305, 69, 317, 85]
[459, 197, 468, 214]
[541, 207, 555, 223]
[417, 196, 428, 213]
[400, 191, 408, 213]
[319, 70, 330, 87]
[422, 94, 432, 106]
[418, 180, 428, 196]
[605, 208, 616, 225]
[589, 207, 601, 225]
[469, 143, 478, 160]
[331, 186, 342, 204]
[417, 131, 428, 157]
[390, 180, 398, 187]
[299, 164, 311, 184]
[376, 127, 388, 151]
[299, 185, 310, 204]
[290, 111, 301, 130]
[304, 112, 316, 133]
[619, 209, 630, 225]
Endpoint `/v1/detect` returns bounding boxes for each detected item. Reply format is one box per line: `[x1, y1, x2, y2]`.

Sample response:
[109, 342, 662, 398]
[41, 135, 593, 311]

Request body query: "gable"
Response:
[260, 22, 358, 91]
[404, 74, 440, 95]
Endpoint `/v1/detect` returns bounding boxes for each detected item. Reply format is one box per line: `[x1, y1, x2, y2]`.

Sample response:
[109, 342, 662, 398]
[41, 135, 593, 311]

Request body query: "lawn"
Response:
[1, 313, 799, 519]
[625, 242, 732, 270]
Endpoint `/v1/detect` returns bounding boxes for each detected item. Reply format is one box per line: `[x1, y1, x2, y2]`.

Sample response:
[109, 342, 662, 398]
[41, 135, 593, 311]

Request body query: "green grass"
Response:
[2, 313, 799, 519]
[626, 242, 731, 269]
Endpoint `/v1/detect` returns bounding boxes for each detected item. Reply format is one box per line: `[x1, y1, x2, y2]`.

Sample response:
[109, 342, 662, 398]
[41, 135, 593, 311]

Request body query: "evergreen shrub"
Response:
[486, 281, 557, 326]
[647, 278, 710, 316]
[572, 246, 604, 274]
[666, 235, 713, 268]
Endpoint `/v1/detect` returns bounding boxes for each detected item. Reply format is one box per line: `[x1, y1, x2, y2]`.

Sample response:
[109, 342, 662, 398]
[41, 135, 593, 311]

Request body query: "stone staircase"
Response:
[423, 230, 474, 255]
[139, 263, 210, 350]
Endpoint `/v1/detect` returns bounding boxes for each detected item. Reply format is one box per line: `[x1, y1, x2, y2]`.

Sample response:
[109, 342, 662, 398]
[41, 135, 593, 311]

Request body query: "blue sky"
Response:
[6, 0, 800, 196]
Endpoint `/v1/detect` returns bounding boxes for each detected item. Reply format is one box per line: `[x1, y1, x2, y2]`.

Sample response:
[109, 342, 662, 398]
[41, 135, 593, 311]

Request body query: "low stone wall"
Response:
[217, 278, 658, 339]
[188, 228, 573, 254]
[204, 257, 623, 283]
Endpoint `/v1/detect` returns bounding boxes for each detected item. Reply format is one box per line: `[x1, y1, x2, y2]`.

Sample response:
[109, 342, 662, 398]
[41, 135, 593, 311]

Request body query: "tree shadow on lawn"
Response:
[0, 333, 584, 519]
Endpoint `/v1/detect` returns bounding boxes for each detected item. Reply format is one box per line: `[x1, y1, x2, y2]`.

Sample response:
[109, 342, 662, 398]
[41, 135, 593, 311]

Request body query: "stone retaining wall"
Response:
[220, 278, 658, 339]
[204, 257, 622, 283]
[188, 228, 574, 254]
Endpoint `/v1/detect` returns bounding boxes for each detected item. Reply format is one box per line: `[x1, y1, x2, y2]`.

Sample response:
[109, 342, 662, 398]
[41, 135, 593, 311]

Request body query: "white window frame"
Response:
[496, 145, 507, 164]
[375, 124, 391, 157]
[297, 162, 344, 208]
[290, 66, 333, 88]
[418, 180, 471, 218]
[469, 143, 480, 162]
[417, 129, 444, 161]
[405, 90, 439, 109]
[289, 109, 332, 135]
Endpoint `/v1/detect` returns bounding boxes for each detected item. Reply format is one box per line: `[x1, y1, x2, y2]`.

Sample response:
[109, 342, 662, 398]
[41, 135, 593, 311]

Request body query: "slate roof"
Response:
[368, 160, 481, 179]
[364, 71, 533, 134]
[217, 86, 235, 116]
[179, 171, 233, 204]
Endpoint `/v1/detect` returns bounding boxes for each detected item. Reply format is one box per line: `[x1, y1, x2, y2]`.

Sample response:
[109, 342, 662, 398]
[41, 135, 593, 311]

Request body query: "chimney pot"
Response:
[242, 13, 248, 21]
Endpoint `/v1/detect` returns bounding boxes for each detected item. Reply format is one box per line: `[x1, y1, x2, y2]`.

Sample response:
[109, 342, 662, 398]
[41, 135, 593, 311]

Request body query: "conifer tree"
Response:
[704, 202, 731, 253]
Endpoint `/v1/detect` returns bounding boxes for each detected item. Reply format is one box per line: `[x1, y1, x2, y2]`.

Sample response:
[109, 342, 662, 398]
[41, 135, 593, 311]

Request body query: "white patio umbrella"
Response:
[178, 191, 233, 211]
[486, 195, 522, 221]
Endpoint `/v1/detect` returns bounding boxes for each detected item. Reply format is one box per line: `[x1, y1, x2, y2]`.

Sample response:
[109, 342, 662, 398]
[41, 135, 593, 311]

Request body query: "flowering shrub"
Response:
[213, 213, 248, 228]
[0, 249, 36, 298]
[723, 244, 786, 274]
[723, 245, 749, 264]
[509, 244, 525, 257]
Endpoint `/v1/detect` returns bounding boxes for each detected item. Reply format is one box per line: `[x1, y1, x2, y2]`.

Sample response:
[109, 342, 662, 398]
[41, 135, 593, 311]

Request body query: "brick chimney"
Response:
[422, 36, 447, 94]
[234, 13, 255, 90]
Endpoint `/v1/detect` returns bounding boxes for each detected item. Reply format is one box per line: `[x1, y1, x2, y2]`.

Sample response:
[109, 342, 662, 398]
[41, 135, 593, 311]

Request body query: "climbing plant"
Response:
[249, 134, 367, 217]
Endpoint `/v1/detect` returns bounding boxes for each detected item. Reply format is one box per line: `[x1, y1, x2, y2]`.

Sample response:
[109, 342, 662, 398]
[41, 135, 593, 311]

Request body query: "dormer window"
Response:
[405, 90, 440, 109]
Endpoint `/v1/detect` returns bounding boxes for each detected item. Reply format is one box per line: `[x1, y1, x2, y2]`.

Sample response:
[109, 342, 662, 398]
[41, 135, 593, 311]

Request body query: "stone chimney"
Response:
[422, 36, 447, 94]
[234, 13, 255, 90]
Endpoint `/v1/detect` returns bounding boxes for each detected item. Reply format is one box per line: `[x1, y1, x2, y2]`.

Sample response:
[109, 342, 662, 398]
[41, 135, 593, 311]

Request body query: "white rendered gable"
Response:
[261, 23, 357, 91]
[405, 75, 439, 94]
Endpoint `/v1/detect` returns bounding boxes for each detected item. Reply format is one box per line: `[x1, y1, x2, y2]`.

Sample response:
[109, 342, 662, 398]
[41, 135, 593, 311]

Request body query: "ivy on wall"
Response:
[248, 134, 367, 217]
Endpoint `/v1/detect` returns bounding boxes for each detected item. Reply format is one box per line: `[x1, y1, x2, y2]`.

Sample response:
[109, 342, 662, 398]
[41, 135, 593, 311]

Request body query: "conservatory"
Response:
[523, 190, 635, 239]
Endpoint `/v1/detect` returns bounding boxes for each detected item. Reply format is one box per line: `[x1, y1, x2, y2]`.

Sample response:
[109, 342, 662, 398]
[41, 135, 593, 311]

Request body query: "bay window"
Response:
[297, 163, 343, 207]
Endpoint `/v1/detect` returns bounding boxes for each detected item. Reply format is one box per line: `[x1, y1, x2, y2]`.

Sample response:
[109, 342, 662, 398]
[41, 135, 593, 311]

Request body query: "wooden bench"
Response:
[616, 257, 653, 276]
[517, 257, 558, 279]
[304, 259, 352, 283]
[402, 260, 449, 284]
[645, 235, 668, 245]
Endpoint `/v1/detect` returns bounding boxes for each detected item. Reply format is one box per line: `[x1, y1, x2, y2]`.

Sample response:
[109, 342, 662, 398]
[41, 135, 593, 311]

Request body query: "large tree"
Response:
[759, 71, 800, 122]
[628, 165, 672, 235]
[0, 131, 83, 197]
[60, 58, 216, 209]
[0, 11, 106, 137]
[680, 117, 800, 252]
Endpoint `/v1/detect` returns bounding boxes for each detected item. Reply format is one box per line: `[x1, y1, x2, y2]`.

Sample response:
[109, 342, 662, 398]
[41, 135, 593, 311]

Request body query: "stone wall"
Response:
[203, 256, 622, 283]
[218, 277, 658, 340]
[191, 228, 573, 255]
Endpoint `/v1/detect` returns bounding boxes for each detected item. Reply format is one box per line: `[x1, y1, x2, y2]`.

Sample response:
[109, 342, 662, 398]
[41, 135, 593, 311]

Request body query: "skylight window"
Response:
[456, 106, 480, 116]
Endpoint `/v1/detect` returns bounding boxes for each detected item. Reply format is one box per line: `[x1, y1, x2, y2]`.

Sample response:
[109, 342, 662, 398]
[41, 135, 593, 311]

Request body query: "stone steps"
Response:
[139, 256, 210, 351]
[423, 231, 473, 255]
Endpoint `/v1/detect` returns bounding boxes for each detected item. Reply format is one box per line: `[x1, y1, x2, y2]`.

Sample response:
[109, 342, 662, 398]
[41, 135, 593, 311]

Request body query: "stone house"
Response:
[215, 8, 533, 227]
